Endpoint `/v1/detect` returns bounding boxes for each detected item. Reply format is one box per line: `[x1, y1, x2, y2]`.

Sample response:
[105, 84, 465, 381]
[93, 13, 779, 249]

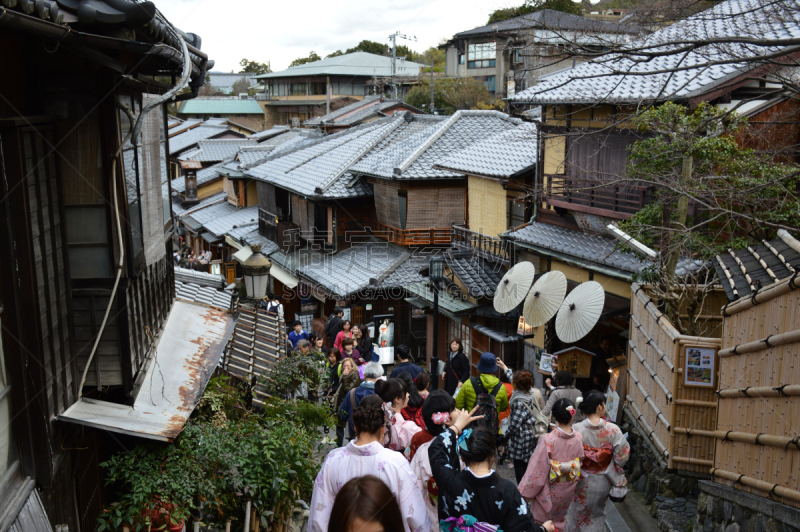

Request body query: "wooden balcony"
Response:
[372, 221, 452, 246]
[451, 225, 511, 266]
[544, 175, 652, 219]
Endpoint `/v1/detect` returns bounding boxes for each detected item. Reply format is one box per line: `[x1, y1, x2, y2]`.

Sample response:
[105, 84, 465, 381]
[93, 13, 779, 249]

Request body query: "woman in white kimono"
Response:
[308, 394, 430, 532]
[566, 390, 631, 532]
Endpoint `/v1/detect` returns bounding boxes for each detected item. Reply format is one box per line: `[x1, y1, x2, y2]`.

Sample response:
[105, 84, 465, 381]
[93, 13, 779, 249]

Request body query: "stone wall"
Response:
[694, 481, 800, 532]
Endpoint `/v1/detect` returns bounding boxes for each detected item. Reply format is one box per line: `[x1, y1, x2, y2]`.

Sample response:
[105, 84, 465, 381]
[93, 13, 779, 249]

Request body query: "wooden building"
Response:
[0, 2, 217, 529]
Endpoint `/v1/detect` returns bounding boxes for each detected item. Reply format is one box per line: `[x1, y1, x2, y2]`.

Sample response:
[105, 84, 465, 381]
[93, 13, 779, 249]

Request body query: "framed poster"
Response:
[373, 314, 395, 365]
[341, 307, 351, 322]
[538, 353, 555, 375]
[606, 390, 620, 421]
[684, 346, 716, 387]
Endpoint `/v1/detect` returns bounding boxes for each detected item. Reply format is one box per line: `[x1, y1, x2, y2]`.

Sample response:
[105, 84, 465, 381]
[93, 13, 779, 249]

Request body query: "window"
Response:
[474, 75, 496, 94]
[118, 93, 145, 267]
[458, 54, 465, 65]
[467, 42, 496, 69]
[447, 318, 471, 358]
[290, 83, 306, 96]
[507, 198, 526, 229]
[310, 82, 327, 95]
[512, 49, 523, 63]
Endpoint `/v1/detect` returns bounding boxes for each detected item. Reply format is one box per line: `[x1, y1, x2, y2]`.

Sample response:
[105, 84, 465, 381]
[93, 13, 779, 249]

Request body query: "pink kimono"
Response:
[388, 408, 421, 452]
[519, 428, 585, 529]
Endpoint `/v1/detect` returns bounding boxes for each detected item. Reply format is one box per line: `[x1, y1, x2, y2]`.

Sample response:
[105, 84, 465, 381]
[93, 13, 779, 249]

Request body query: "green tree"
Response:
[289, 51, 322, 68]
[231, 77, 250, 95]
[405, 77, 493, 113]
[239, 58, 271, 75]
[487, 0, 580, 24]
[420, 46, 446, 72]
[346, 39, 388, 55]
[395, 44, 422, 62]
[618, 102, 800, 332]
[326, 50, 344, 58]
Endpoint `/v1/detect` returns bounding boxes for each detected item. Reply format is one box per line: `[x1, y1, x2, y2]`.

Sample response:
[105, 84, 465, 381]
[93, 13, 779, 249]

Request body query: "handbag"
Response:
[520, 398, 550, 435]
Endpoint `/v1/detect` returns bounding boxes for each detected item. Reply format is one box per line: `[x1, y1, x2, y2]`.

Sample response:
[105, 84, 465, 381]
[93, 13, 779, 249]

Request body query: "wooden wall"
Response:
[713, 276, 800, 508]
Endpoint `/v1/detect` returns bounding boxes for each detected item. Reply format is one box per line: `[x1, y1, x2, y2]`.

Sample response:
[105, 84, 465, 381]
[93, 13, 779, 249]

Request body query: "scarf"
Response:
[509, 389, 534, 408]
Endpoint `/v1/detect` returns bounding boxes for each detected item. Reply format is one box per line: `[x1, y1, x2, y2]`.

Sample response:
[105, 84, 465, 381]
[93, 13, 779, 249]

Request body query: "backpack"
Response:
[469, 377, 503, 435]
[266, 301, 281, 315]
[519, 398, 550, 436]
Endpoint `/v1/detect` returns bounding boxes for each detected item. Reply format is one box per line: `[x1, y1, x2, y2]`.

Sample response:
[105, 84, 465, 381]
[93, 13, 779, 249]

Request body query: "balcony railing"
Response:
[452, 225, 510, 266]
[544, 175, 652, 219]
[372, 221, 452, 246]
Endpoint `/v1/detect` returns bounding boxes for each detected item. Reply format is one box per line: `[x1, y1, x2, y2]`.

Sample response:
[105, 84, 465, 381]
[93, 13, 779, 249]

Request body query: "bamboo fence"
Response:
[222, 307, 286, 405]
[709, 273, 800, 508]
[628, 284, 723, 473]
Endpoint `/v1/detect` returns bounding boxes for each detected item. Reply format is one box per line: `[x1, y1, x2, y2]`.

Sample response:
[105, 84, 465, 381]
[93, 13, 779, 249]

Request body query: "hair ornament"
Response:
[576, 397, 583, 404]
[456, 428, 472, 454]
[567, 406, 576, 416]
[432, 412, 450, 425]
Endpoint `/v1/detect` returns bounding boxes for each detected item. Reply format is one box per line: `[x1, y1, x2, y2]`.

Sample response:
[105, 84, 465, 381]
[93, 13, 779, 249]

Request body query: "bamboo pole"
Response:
[631, 283, 680, 342]
[719, 329, 800, 357]
[672, 456, 714, 467]
[717, 384, 800, 398]
[627, 395, 669, 457]
[673, 399, 717, 408]
[630, 344, 673, 400]
[628, 369, 671, 428]
[631, 314, 675, 371]
[711, 468, 800, 504]
[723, 273, 800, 316]
[673, 427, 800, 450]
[244, 499, 251, 531]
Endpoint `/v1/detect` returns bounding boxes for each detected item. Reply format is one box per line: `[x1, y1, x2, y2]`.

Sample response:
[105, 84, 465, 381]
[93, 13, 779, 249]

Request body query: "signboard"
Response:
[571, 211, 612, 234]
[411, 308, 427, 319]
[538, 353, 555, 375]
[684, 346, 716, 387]
[506, 79, 516, 98]
[373, 314, 395, 365]
[606, 389, 620, 421]
[341, 307, 351, 322]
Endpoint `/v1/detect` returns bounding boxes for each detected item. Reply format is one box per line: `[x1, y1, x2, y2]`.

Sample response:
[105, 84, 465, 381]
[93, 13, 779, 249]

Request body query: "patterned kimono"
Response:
[518, 428, 585, 529]
[565, 418, 631, 532]
[388, 407, 422, 453]
[308, 440, 430, 532]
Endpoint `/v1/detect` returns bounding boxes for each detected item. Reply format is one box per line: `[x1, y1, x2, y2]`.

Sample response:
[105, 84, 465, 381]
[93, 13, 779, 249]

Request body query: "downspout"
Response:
[78, 31, 191, 396]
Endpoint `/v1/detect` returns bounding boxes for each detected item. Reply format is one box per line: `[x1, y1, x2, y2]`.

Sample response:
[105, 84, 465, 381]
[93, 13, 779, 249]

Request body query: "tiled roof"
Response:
[181, 139, 258, 162]
[248, 126, 291, 141]
[511, 0, 800, 105]
[168, 119, 202, 136]
[446, 251, 506, 298]
[381, 254, 430, 289]
[174, 266, 227, 289]
[169, 125, 233, 154]
[172, 192, 228, 218]
[255, 52, 425, 79]
[202, 206, 259, 237]
[350, 111, 522, 180]
[237, 146, 277, 167]
[245, 119, 397, 198]
[175, 280, 235, 310]
[404, 282, 479, 316]
[268, 248, 326, 276]
[182, 202, 237, 231]
[713, 233, 800, 301]
[297, 241, 422, 298]
[169, 163, 224, 193]
[454, 8, 642, 37]
[435, 122, 538, 178]
[237, 229, 279, 255]
[168, 116, 183, 127]
[177, 98, 264, 115]
[509, 222, 703, 277]
[304, 96, 420, 127]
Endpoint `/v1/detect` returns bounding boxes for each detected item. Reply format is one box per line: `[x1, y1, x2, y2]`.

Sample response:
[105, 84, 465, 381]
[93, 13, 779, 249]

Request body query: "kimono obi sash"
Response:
[548, 457, 581, 483]
[581, 442, 613, 473]
[441, 515, 500, 532]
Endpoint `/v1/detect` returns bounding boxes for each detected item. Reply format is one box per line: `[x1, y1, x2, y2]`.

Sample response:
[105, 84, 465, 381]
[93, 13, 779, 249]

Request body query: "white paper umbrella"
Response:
[555, 280, 605, 343]
[523, 271, 567, 328]
[493, 261, 536, 313]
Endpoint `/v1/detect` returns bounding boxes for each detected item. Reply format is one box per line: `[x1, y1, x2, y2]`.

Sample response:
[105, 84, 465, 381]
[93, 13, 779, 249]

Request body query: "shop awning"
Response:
[271, 263, 299, 289]
[233, 245, 253, 263]
[58, 301, 235, 442]
[471, 324, 516, 343]
[201, 231, 222, 243]
[225, 235, 243, 250]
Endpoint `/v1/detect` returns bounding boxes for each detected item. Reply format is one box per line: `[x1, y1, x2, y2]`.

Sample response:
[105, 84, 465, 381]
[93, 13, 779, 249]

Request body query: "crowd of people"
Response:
[303, 328, 631, 532]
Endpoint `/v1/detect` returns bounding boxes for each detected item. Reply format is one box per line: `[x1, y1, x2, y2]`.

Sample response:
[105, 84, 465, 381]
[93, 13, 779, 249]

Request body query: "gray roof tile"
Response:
[236, 229, 279, 255]
[172, 192, 228, 218]
[254, 52, 425, 80]
[169, 163, 224, 193]
[435, 122, 538, 178]
[202, 206, 259, 237]
[304, 96, 421, 127]
[446, 251, 506, 298]
[512, 0, 800, 105]
[182, 139, 257, 162]
[182, 202, 237, 231]
[454, 8, 642, 37]
[169, 125, 235, 154]
[713, 237, 800, 301]
[248, 126, 291, 141]
[175, 280, 234, 310]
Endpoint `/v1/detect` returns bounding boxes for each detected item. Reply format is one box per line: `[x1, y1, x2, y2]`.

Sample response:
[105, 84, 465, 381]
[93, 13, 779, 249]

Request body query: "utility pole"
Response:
[430, 59, 434, 113]
[388, 31, 416, 99]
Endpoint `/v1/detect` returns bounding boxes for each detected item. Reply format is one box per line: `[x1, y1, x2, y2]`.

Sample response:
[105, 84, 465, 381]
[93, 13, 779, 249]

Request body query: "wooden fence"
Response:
[628, 283, 724, 473]
[709, 274, 800, 508]
[222, 307, 286, 406]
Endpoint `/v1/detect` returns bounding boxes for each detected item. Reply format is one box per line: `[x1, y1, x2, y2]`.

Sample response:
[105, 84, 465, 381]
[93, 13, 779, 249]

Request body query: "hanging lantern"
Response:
[429, 256, 445, 283]
[242, 244, 271, 299]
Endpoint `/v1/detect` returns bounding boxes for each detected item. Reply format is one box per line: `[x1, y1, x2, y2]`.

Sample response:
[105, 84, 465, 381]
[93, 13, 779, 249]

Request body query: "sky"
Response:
[156, 0, 518, 72]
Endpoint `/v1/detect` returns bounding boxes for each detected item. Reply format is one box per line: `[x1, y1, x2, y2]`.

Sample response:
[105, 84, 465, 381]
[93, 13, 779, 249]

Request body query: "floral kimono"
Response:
[518, 428, 585, 530]
[308, 440, 430, 532]
[565, 418, 631, 532]
[386, 404, 422, 453]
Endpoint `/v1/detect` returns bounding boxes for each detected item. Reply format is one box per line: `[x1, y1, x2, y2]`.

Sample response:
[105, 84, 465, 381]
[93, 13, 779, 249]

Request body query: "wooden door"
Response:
[225, 263, 236, 285]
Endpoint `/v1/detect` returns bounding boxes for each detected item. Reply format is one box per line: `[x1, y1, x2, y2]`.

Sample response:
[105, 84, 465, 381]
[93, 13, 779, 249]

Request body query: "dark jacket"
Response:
[357, 336, 374, 361]
[390, 361, 423, 380]
[333, 370, 361, 428]
[325, 315, 343, 346]
[328, 362, 341, 392]
[444, 350, 470, 395]
[429, 427, 545, 531]
[338, 381, 375, 435]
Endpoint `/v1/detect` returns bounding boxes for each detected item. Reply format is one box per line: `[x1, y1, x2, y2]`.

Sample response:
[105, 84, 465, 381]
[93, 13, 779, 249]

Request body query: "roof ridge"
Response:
[394, 111, 464, 175]
[282, 122, 388, 174]
[317, 115, 407, 194]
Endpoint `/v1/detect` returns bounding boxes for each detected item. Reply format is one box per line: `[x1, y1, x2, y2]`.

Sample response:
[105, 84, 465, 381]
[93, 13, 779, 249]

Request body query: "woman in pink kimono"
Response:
[519, 398, 584, 530]
[376, 378, 422, 453]
[308, 394, 430, 532]
[566, 390, 630, 532]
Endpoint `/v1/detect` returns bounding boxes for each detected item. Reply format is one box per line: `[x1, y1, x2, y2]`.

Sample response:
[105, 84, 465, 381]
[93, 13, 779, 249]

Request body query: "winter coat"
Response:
[443, 350, 470, 396]
[455, 373, 509, 414]
[333, 370, 361, 428]
[542, 386, 584, 423]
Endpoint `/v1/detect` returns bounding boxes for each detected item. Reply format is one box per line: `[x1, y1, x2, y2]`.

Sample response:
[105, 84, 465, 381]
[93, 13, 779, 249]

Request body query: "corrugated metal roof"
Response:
[177, 98, 264, 115]
[58, 301, 235, 441]
[202, 206, 259, 237]
[176, 280, 235, 310]
[454, 8, 642, 37]
[435, 122, 538, 178]
[511, 0, 800, 104]
[175, 266, 227, 288]
[255, 51, 426, 79]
